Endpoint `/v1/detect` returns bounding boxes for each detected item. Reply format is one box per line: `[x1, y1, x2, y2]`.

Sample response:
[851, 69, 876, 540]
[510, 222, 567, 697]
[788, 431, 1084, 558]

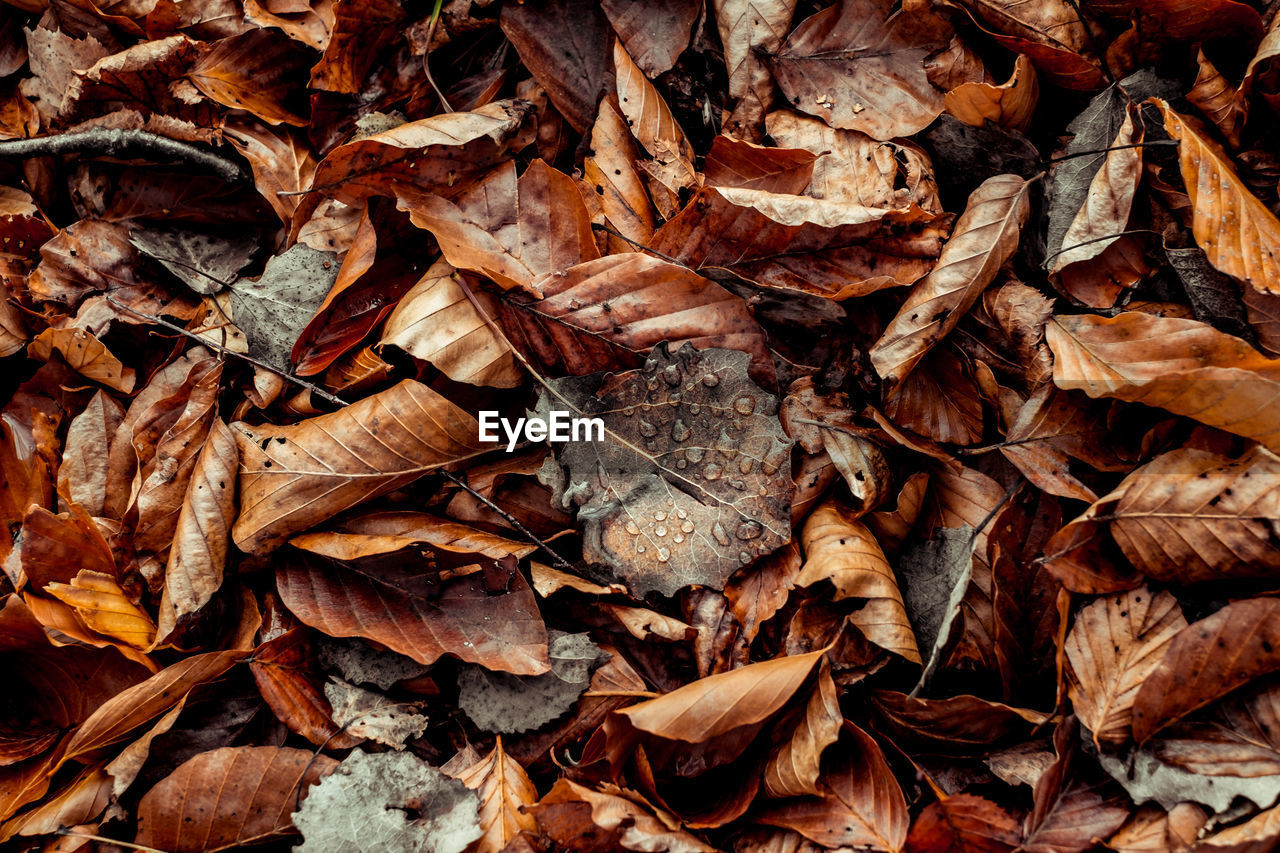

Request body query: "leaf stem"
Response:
[1046, 139, 1177, 164]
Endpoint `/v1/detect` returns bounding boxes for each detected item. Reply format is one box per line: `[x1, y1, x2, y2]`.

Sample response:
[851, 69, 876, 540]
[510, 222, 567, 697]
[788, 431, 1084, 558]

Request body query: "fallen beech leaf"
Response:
[127, 225, 258, 297]
[231, 379, 483, 553]
[650, 185, 948, 301]
[1064, 586, 1187, 746]
[796, 500, 920, 664]
[249, 629, 362, 750]
[395, 159, 599, 293]
[757, 723, 909, 852]
[714, 0, 797, 138]
[277, 555, 549, 675]
[1132, 597, 1280, 743]
[1106, 803, 1207, 853]
[135, 746, 337, 852]
[1187, 48, 1246, 149]
[307, 0, 404, 94]
[602, 0, 700, 78]
[771, 0, 951, 140]
[293, 750, 482, 853]
[453, 738, 539, 853]
[55, 391, 124, 517]
[870, 174, 1033, 390]
[945, 54, 1039, 133]
[703, 136, 817, 195]
[904, 794, 1021, 853]
[764, 658, 842, 798]
[156, 418, 238, 642]
[45, 570, 156, 650]
[1047, 311, 1280, 452]
[1023, 722, 1130, 853]
[499, 253, 772, 383]
[1156, 100, 1280, 295]
[614, 39, 697, 203]
[499, 0, 612, 133]
[61, 649, 245, 765]
[896, 525, 974, 685]
[945, 0, 1104, 90]
[27, 327, 136, 392]
[379, 258, 522, 388]
[187, 28, 310, 125]
[538, 345, 794, 596]
[290, 511, 535, 563]
[530, 779, 716, 853]
[870, 691, 1048, 753]
[584, 98, 656, 245]
[457, 631, 603, 733]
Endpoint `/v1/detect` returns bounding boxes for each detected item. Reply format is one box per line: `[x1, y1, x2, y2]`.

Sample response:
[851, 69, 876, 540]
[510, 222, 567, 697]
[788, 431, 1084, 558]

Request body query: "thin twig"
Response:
[589, 222, 685, 266]
[1046, 139, 1177, 164]
[54, 828, 170, 853]
[1062, 0, 1116, 86]
[1044, 229, 1161, 264]
[0, 129, 250, 183]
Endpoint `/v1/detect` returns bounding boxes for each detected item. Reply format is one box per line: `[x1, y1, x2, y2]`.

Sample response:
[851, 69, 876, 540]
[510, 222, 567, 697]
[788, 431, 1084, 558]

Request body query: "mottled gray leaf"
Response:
[923, 116, 1041, 207]
[1045, 86, 1127, 265]
[229, 243, 339, 371]
[323, 678, 428, 749]
[896, 525, 974, 691]
[537, 343, 795, 597]
[457, 631, 604, 733]
[1095, 744, 1280, 812]
[293, 750, 481, 853]
[128, 226, 259, 296]
[317, 637, 432, 691]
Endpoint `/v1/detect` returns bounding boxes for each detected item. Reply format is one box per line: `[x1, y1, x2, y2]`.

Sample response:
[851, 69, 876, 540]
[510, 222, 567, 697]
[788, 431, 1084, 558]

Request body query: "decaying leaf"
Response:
[458, 631, 604, 733]
[538, 344, 794, 596]
[293, 750, 482, 853]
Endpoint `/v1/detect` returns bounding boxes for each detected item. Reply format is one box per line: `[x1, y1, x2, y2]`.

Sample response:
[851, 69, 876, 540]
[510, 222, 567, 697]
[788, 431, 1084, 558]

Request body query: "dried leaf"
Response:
[453, 738, 539, 853]
[458, 631, 603, 733]
[764, 659, 842, 798]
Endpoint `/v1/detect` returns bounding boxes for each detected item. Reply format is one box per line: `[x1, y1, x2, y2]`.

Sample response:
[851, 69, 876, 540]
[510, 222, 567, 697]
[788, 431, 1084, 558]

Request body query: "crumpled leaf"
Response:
[452, 738, 539, 853]
[530, 779, 716, 853]
[293, 750, 482, 853]
[764, 658, 842, 798]
[323, 678, 428, 749]
[128, 225, 258, 296]
[904, 794, 1022, 853]
[537, 344, 794, 597]
[457, 631, 604, 733]
[714, 0, 797, 138]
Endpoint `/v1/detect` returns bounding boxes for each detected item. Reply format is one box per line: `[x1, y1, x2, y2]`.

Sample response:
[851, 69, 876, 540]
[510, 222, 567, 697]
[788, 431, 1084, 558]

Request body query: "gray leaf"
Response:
[1167, 245, 1255, 343]
[128, 226, 259, 295]
[229, 243, 339, 371]
[896, 525, 975, 691]
[1095, 743, 1280, 812]
[293, 750, 481, 853]
[1045, 85, 1127, 265]
[457, 631, 604, 733]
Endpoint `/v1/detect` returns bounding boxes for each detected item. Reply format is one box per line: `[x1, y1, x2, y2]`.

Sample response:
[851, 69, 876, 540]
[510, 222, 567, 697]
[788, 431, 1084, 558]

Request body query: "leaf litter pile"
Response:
[4, 0, 1280, 850]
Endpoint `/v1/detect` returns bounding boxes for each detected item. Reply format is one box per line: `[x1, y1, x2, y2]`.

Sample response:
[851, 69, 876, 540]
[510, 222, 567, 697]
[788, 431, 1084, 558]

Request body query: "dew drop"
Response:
[730, 479, 746, 490]
[623, 405, 635, 417]
[689, 402, 702, 416]
[734, 395, 756, 415]
[681, 521, 694, 533]
[637, 545, 646, 553]
[655, 511, 667, 521]
[673, 533, 685, 543]
[625, 520, 640, 535]
[663, 364, 681, 385]
[657, 547, 670, 562]
[702, 373, 719, 387]
[676, 508, 688, 519]
[686, 447, 706, 463]
[640, 420, 657, 437]
[712, 522, 731, 546]
[655, 524, 668, 537]
[704, 463, 723, 480]
[647, 378, 660, 391]
[761, 459, 780, 475]
[739, 456, 755, 475]
[739, 551, 751, 562]
[736, 521, 763, 540]
[676, 458, 688, 469]
[641, 401, 652, 411]
[671, 419, 691, 442]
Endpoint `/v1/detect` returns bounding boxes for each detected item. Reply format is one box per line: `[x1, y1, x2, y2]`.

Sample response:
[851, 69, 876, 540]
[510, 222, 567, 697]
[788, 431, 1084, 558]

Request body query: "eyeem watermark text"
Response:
[478, 411, 604, 451]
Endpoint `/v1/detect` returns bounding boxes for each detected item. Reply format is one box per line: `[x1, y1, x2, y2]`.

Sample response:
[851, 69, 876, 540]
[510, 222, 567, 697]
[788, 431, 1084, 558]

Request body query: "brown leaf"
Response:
[1132, 597, 1280, 743]
[1051, 110, 1142, 273]
[703, 136, 817, 195]
[1064, 586, 1187, 746]
[530, 779, 716, 853]
[453, 738, 539, 853]
[1046, 311, 1280, 452]
[583, 98, 656, 246]
[395, 159, 598, 293]
[771, 0, 951, 140]
[1156, 100, 1280, 295]
[60, 649, 245, 765]
[1149, 678, 1280, 777]
[870, 691, 1047, 753]
[601, 0, 700, 78]
[650, 185, 947, 301]
[1187, 48, 1246, 149]
[45, 570, 157, 650]
[135, 746, 337, 852]
[796, 500, 920, 664]
[379, 258, 523, 388]
[499, 253, 771, 382]
[157, 418, 238, 642]
[764, 658, 842, 798]
[714, 0, 797, 139]
[187, 28, 309, 125]
[56, 391, 125, 517]
[276, 557, 550, 675]
[871, 174, 1033, 390]
[500, 0, 612, 133]
[614, 39, 697, 207]
[307, 0, 404, 94]
[757, 723, 909, 852]
[249, 628, 362, 749]
[948, 0, 1105, 89]
[905, 794, 1021, 853]
[945, 53, 1039, 133]
[230, 379, 483, 554]
[27, 327, 136, 392]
